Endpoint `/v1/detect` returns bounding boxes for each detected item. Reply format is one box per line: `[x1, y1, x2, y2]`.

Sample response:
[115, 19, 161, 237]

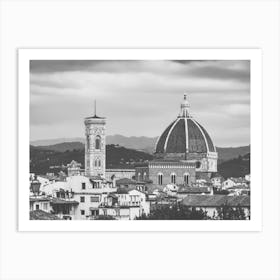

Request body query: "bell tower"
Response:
[84, 101, 106, 177]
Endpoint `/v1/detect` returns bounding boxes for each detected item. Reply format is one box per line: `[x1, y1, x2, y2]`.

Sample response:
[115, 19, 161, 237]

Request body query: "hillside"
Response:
[218, 153, 250, 179]
[33, 137, 250, 163]
[30, 144, 153, 175]
[216, 146, 250, 163]
[37, 141, 85, 152]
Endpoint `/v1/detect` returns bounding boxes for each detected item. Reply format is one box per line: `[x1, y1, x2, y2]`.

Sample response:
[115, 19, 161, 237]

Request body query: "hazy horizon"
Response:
[30, 60, 250, 147]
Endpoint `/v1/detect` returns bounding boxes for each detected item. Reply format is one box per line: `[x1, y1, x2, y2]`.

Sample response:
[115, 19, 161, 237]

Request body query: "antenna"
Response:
[94, 99, 96, 116]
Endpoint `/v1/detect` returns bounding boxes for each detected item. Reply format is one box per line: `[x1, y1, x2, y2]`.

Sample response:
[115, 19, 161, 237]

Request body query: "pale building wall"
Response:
[30, 200, 51, 212]
[135, 162, 196, 186]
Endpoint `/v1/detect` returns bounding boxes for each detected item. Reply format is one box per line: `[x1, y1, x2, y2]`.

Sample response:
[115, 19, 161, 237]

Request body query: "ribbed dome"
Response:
[155, 94, 216, 155]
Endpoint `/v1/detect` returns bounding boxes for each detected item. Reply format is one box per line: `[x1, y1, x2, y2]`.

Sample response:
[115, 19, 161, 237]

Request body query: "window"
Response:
[171, 173, 176, 184]
[158, 173, 163, 185]
[91, 210, 99, 216]
[184, 174, 189, 185]
[80, 196, 85, 203]
[82, 182, 86, 190]
[143, 172, 147, 181]
[36, 204, 40, 210]
[80, 210, 85, 215]
[43, 202, 48, 210]
[90, 196, 99, 202]
[98, 159, 101, 167]
[95, 136, 101, 150]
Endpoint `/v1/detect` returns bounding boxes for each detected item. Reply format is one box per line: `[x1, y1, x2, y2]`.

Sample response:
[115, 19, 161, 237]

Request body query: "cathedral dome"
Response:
[155, 94, 216, 155]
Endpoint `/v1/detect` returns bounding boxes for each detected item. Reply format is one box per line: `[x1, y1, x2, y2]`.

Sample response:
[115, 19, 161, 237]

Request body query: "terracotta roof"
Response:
[30, 196, 50, 202]
[227, 177, 247, 184]
[116, 178, 137, 185]
[178, 186, 211, 194]
[195, 173, 211, 182]
[50, 198, 79, 205]
[182, 195, 250, 207]
[89, 175, 103, 181]
[116, 187, 129, 194]
[29, 210, 61, 220]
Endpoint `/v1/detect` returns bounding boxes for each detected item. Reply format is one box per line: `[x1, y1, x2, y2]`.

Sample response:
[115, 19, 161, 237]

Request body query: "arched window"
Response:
[184, 173, 189, 185]
[171, 173, 176, 184]
[94, 159, 98, 167]
[95, 136, 101, 150]
[143, 172, 147, 181]
[138, 173, 141, 181]
[98, 159, 101, 167]
[158, 173, 163, 185]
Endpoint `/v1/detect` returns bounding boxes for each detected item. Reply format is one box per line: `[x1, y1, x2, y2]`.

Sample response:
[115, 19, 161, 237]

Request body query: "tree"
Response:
[215, 203, 248, 220]
[136, 204, 209, 220]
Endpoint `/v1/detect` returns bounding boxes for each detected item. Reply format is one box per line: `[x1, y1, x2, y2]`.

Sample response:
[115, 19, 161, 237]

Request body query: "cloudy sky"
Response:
[30, 60, 250, 147]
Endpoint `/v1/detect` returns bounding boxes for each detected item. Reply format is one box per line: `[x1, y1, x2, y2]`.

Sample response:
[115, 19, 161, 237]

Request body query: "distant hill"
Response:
[107, 135, 158, 153]
[31, 135, 157, 154]
[30, 144, 153, 175]
[32, 136, 250, 161]
[37, 141, 85, 152]
[218, 153, 250, 179]
[216, 145, 250, 163]
[31, 138, 85, 146]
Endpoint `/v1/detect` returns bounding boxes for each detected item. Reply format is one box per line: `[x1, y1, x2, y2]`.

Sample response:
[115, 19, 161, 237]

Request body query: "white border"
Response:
[18, 49, 262, 232]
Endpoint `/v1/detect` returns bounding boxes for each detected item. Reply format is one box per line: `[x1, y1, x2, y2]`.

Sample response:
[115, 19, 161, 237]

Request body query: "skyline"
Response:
[30, 60, 250, 147]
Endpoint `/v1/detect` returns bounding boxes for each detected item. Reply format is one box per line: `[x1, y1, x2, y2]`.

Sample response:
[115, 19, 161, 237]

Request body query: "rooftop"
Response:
[29, 210, 61, 220]
[182, 195, 250, 207]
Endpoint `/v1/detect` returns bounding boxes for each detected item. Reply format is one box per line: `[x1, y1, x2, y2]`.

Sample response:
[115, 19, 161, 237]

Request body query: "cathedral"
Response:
[84, 94, 218, 187]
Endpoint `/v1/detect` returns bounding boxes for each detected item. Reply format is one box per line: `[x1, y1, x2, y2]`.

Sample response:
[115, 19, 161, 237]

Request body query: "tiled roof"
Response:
[116, 187, 129, 194]
[178, 186, 211, 194]
[89, 175, 104, 181]
[182, 195, 250, 207]
[50, 198, 79, 205]
[195, 173, 212, 182]
[116, 178, 137, 185]
[30, 196, 50, 202]
[29, 210, 61, 220]
[228, 177, 247, 184]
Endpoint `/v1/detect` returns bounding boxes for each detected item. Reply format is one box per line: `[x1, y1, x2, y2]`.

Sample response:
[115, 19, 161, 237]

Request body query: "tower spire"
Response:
[94, 99, 97, 117]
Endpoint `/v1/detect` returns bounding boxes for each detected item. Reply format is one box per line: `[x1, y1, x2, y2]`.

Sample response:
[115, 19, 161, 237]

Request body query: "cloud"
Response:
[30, 60, 250, 147]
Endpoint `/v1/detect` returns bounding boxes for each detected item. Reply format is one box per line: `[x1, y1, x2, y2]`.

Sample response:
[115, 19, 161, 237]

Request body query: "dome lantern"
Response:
[180, 93, 191, 118]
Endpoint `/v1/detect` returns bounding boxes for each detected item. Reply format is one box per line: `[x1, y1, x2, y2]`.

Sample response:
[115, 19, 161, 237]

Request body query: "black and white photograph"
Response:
[28, 58, 251, 221]
[2, 1, 280, 280]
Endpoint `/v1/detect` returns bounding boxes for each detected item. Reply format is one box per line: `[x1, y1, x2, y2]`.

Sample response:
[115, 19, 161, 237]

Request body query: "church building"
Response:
[135, 94, 218, 187]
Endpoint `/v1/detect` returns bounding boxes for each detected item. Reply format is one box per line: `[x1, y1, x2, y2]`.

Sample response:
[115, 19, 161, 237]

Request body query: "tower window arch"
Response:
[143, 172, 147, 181]
[184, 173, 189, 185]
[170, 173, 176, 184]
[158, 173, 163, 185]
[95, 135, 101, 150]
